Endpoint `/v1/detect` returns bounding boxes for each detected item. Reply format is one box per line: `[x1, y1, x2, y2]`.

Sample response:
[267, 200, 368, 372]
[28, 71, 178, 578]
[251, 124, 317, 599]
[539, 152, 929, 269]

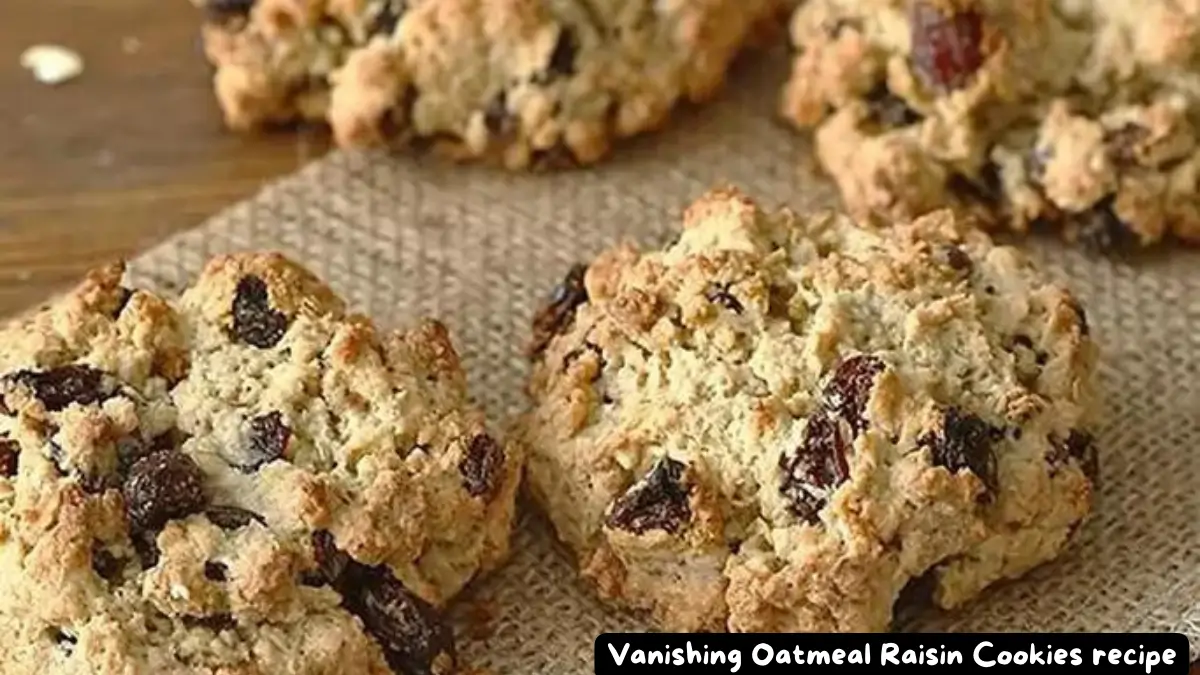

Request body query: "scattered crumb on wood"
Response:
[121, 37, 142, 55]
[20, 45, 84, 86]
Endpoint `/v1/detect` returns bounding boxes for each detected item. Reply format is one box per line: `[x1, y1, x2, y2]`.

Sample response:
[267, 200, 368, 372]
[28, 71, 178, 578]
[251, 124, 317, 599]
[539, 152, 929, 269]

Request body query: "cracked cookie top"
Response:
[0, 254, 521, 674]
[521, 188, 1097, 632]
[782, 0, 1200, 250]
[194, 0, 781, 168]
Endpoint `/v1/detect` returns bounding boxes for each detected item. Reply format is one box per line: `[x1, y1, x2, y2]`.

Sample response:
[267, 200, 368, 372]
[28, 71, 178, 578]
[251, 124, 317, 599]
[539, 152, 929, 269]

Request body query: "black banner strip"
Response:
[594, 633, 1190, 675]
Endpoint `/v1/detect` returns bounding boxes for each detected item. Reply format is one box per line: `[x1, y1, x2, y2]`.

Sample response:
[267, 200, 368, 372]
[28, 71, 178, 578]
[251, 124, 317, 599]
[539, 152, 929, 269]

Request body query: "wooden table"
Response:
[0, 0, 328, 317]
[1, 1, 1197, 666]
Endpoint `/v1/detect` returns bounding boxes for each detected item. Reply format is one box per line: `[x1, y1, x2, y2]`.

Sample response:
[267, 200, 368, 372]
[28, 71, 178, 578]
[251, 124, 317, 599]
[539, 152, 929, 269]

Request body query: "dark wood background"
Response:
[0, 0, 329, 316]
[0, 2, 1196, 663]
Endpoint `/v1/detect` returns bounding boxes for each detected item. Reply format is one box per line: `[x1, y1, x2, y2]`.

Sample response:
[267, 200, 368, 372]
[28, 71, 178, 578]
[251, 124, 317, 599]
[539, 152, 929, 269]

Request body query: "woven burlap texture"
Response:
[120, 60, 1198, 672]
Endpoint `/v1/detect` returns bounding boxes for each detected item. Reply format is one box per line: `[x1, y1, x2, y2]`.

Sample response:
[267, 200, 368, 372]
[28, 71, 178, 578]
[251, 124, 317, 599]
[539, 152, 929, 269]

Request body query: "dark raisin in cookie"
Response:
[520, 188, 1097, 632]
[0, 254, 521, 674]
[190, 0, 782, 169]
[782, 0, 1200, 249]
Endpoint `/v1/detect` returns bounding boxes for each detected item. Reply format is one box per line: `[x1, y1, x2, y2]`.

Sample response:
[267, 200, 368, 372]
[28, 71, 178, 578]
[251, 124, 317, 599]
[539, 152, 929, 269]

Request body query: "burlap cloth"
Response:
[118, 56, 1198, 671]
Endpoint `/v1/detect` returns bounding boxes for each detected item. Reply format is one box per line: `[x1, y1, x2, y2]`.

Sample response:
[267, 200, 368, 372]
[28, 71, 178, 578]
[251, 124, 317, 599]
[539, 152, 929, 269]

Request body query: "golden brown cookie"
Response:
[519, 188, 1098, 632]
[782, 0, 1200, 251]
[192, 0, 782, 169]
[0, 254, 521, 674]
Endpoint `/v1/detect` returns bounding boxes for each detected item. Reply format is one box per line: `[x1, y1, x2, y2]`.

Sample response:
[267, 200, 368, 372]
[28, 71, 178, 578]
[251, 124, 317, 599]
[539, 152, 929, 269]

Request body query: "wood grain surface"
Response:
[0, 0, 1195, 665]
[0, 0, 328, 317]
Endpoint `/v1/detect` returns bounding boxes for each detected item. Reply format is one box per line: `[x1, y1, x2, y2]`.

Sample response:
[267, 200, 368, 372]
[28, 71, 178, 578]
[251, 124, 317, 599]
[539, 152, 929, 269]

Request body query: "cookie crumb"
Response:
[121, 37, 143, 55]
[20, 45, 84, 86]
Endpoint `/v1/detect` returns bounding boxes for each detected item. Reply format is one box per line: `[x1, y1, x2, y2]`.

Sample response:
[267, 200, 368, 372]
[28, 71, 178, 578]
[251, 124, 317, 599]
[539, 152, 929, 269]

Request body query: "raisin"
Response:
[204, 561, 229, 582]
[705, 283, 744, 314]
[910, 1, 985, 92]
[941, 245, 973, 273]
[543, 27, 578, 79]
[183, 614, 238, 632]
[1074, 198, 1136, 253]
[237, 412, 290, 472]
[9, 365, 111, 412]
[0, 437, 18, 477]
[369, 0, 407, 36]
[779, 356, 885, 523]
[530, 264, 589, 356]
[232, 276, 289, 349]
[304, 530, 351, 587]
[340, 565, 456, 675]
[920, 407, 999, 496]
[865, 82, 922, 127]
[1048, 429, 1098, 483]
[823, 355, 886, 436]
[114, 429, 191, 479]
[123, 450, 208, 532]
[606, 456, 691, 535]
[91, 544, 123, 582]
[779, 412, 850, 523]
[205, 505, 266, 530]
[458, 433, 505, 499]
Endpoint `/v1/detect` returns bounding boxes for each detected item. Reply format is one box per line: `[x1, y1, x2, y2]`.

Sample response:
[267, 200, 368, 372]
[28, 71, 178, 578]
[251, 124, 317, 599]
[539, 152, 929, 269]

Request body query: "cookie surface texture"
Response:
[520, 188, 1098, 632]
[193, 0, 781, 169]
[0, 254, 521, 674]
[781, 0, 1200, 250]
